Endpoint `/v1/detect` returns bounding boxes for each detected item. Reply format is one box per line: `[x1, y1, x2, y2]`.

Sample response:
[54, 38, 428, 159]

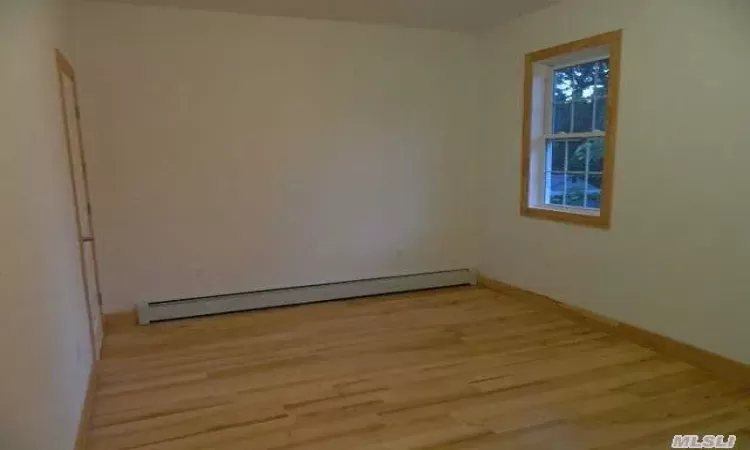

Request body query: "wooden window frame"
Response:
[520, 30, 622, 229]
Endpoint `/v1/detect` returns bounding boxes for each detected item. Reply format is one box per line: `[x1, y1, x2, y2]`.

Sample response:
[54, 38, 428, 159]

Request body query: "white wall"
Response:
[480, 0, 750, 363]
[73, 1, 482, 313]
[0, 1, 94, 449]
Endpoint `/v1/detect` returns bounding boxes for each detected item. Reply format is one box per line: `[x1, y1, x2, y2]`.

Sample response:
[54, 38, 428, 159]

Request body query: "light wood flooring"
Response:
[89, 287, 750, 449]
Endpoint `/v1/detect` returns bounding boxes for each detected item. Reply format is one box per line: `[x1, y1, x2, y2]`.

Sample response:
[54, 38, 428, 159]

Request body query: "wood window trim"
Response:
[520, 30, 622, 229]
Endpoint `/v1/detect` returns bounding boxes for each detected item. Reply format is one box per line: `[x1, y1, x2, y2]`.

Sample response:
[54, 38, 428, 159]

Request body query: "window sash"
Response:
[545, 131, 605, 140]
[544, 170, 603, 210]
[551, 54, 613, 71]
[546, 171, 603, 175]
[552, 95, 607, 106]
[544, 133, 604, 210]
[545, 57, 610, 136]
[542, 58, 608, 211]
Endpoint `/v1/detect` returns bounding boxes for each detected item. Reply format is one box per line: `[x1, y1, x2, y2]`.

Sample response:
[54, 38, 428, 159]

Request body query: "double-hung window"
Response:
[521, 31, 622, 228]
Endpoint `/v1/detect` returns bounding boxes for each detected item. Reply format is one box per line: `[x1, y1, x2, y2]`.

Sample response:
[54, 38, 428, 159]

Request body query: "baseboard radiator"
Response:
[137, 269, 476, 325]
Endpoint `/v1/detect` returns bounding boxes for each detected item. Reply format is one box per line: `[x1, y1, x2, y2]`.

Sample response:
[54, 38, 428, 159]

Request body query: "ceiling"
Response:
[90, 0, 561, 31]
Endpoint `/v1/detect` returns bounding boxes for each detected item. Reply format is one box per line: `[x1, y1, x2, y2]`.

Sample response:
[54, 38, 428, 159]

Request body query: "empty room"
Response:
[2, 0, 750, 449]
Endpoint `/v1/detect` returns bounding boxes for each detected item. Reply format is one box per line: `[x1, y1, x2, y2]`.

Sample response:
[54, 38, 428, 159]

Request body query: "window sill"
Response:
[521, 205, 610, 229]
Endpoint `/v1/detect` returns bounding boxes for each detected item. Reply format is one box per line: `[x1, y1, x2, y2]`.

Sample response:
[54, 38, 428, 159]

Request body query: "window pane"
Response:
[573, 59, 607, 101]
[586, 174, 603, 209]
[572, 62, 592, 101]
[572, 100, 594, 133]
[565, 174, 586, 207]
[594, 97, 607, 131]
[586, 137, 605, 172]
[552, 59, 608, 133]
[593, 59, 609, 98]
[553, 67, 574, 103]
[553, 102, 572, 134]
[546, 173, 565, 205]
[547, 140, 566, 171]
[567, 140, 586, 172]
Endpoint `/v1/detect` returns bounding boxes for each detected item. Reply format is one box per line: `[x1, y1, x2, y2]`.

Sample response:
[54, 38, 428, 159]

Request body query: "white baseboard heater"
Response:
[137, 269, 476, 325]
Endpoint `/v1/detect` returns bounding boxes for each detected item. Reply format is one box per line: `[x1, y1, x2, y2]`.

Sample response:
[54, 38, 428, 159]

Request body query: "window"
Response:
[521, 31, 622, 228]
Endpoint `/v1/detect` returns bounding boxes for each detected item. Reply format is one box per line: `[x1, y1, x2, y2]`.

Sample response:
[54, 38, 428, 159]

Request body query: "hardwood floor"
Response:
[90, 287, 750, 449]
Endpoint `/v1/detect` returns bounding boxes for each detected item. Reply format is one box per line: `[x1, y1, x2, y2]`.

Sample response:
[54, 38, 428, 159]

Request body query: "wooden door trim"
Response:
[68, 54, 105, 325]
[55, 48, 103, 358]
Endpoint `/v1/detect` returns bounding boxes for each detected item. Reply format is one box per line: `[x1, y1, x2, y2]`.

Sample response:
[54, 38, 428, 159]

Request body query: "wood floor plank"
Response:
[88, 287, 750, 450]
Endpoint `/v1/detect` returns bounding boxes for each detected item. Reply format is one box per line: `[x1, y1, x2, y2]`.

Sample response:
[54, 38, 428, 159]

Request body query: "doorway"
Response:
[55, 49, 104, 358]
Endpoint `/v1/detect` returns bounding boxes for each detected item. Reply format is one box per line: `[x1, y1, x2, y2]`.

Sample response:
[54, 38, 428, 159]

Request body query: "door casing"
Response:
[55, 49, 104, 359]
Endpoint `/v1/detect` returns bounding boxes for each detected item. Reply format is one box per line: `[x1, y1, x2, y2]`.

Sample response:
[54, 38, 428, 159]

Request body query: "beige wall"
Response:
[480, 0, 750, 363]
[1, 1, 746, 447]
[73, 1, 482, 313]
[0, 1, 94, 449]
